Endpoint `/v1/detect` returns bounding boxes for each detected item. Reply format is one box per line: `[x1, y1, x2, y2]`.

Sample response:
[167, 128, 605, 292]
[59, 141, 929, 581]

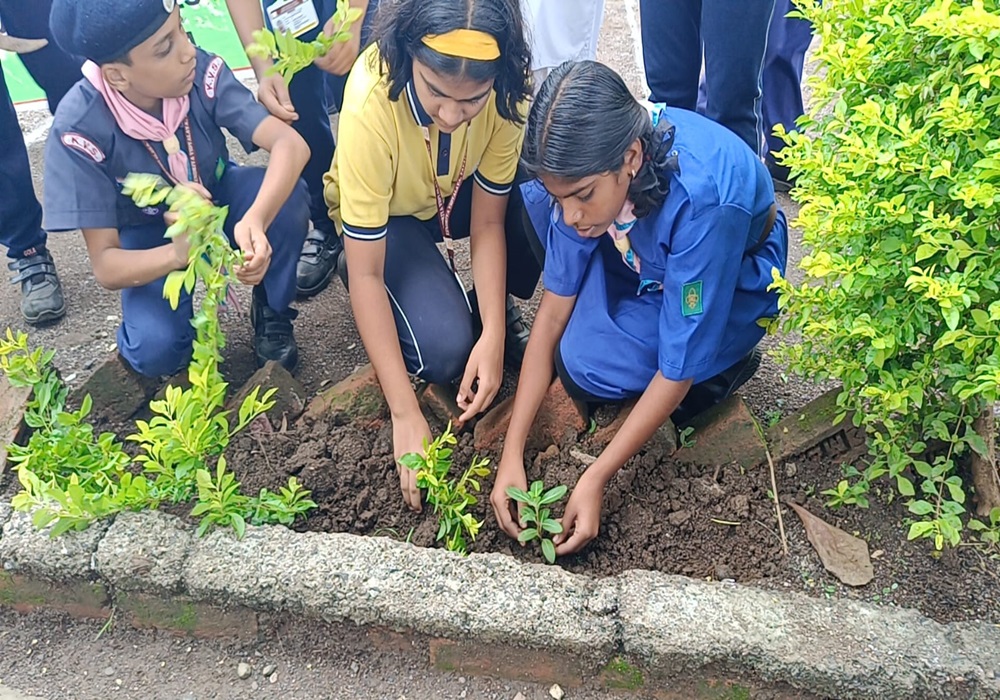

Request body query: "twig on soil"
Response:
[95, 607, 115, 641]
[710, 518, 741, 526]
[749, 414, 789, 557]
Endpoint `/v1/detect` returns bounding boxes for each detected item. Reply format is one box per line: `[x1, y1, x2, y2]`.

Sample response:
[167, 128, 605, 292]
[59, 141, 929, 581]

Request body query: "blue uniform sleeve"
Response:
[42, 124, 119, 232]
[520, 180, 598, 297]
[658, 203, 751, 381]
[200, 54, 269, 152]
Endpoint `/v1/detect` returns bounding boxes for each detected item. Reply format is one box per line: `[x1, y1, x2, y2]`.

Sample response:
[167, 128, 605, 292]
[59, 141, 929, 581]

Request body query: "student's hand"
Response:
[554, 472, 605, 556]
[233, 217, 272, 285]
[490, 454, 529, 539]
[313, 15, 362, 76]
[393, 412, 431, 512]
[258, 74, 298, 123]
[456, 334, 503, 423]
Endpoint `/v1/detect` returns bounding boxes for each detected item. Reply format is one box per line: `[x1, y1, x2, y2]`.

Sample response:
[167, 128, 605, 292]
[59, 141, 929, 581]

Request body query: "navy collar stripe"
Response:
[405, 80, 433, 127]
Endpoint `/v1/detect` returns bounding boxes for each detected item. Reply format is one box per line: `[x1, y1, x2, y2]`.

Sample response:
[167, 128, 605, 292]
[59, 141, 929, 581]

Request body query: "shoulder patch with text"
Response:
[61, 133, 105, 163]
[204, 56, 224, 99]
[682, 280, 703, 317]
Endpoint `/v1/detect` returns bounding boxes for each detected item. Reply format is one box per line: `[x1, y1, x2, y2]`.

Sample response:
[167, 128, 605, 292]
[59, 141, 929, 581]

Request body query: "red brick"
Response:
[429, 638, 586, 688]
[676, 396, 766, 467]
[302, 363, 387, 423]
[70, 352, 160, 423]
[765, 386, 860, 462]
[474, 379, 587, 453]
[0, 375, 31, 478]
[419, 383, 467, 431]
[0, 572, 110, 619]
[115, 591, 258, 641]
[228, 360, 308, 428]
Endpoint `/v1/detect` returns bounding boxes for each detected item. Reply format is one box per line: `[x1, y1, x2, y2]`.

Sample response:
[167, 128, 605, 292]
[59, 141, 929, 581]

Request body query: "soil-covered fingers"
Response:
[397, 463, 422, 512]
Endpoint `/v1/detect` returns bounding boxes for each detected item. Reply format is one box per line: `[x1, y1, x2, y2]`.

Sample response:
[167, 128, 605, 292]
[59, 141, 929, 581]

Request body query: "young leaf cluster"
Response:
[246, 0, 363, 82]
[400, 423, 490, 554]
[770, 0, 1000, 549]
[1, 175, 315, 538]
[506, 481, 567, 563]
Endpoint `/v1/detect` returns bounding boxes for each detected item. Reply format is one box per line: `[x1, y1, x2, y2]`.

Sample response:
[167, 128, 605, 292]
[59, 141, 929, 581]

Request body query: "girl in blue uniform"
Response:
[490, 61, 788, 556]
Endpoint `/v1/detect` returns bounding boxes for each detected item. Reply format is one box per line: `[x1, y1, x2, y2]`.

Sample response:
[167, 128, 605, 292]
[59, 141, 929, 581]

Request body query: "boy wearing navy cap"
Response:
[44, 0, 310, 377]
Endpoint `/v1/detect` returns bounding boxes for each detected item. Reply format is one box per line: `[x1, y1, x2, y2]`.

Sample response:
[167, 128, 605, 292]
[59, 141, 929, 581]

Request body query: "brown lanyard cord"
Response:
[142, 117, 201, 186]
[423, 126, 468, 274]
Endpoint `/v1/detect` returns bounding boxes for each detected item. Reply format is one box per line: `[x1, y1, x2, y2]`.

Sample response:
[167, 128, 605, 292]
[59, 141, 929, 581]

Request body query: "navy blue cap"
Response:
[50, 0, 177, 64]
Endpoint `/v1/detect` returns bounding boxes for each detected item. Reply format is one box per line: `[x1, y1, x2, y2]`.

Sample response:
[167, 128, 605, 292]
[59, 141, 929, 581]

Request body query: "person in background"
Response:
[0, 0, 82, 324]
[761, 0, 814, 191]
[325, 0, 540, 512]
[639, 0, 776, 156]
[226, 0, 379, 298]
[491, 62, 787, 555]
[45, 0, 309, 377]
[520, 0, 605, 93]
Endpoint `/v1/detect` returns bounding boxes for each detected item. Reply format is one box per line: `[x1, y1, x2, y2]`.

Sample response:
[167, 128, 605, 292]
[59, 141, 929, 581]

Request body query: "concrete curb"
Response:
[1, 509, 998, 699]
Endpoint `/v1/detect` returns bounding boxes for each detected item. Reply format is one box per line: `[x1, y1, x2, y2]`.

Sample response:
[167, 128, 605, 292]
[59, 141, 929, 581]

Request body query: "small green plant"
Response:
[765, 408, 782, 429]
[246, 0, 362, 82]
[969, 506, 1000, 548]
[822, 464, 872, 509]
[400, 423, 490, 554]
[601, 657, 644, 691]
[1, 174, 315, 538]
[505, 480, 568, 564]
[678, 426, 696, 448]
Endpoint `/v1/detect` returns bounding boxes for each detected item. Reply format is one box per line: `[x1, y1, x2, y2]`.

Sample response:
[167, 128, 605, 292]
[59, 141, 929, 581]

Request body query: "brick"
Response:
[0, 571, 110, 619]
[228, 360, 308, 428]
[766, 386, 858, 462]
[429, 638, 587, 688]
[70, 351, 160, 423]
[419, 383, 466, 431]
[115, 591, 258, 641]
[0, 374, 31, 478]
[676, 396, 766, 467]
[474, 379, 586, 453]
[302, 363, 387, 423]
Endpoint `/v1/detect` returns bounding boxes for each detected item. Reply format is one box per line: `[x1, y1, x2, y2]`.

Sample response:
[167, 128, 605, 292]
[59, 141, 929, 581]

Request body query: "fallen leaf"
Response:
[789, 502, 874, 586]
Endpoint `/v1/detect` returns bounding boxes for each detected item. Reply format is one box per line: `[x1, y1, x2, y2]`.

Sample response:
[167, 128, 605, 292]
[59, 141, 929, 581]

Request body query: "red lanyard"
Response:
[423, 126, 467, 274]
[142, 117, 201, 185]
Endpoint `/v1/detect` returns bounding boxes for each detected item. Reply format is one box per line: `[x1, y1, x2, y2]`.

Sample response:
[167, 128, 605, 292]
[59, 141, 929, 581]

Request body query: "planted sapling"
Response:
[246, 0, 362, 82]
[506, 481, 568, 564]
[400, 423, 490, 555]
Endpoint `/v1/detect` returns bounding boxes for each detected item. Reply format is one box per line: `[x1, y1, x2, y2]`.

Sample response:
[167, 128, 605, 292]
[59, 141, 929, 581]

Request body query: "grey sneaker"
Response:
[9, 248, 66, 325]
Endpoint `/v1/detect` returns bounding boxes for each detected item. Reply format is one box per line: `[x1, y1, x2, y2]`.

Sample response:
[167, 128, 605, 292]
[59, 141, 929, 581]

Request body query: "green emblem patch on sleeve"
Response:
[682, 280, 703, 316]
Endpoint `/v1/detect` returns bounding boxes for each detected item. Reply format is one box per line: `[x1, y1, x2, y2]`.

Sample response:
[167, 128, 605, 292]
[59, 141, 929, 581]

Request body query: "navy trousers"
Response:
[761, 0, 814, 163]
[0, 0, 82, 258]
[264, 0, 379, 236]
[639, 0, 775, 156]
[345, 177, 541, 385]
[117, 166, 309, 377]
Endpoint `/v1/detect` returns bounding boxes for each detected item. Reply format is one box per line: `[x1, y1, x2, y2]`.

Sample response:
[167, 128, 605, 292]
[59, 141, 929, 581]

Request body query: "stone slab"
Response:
[95, 511, 194, 595]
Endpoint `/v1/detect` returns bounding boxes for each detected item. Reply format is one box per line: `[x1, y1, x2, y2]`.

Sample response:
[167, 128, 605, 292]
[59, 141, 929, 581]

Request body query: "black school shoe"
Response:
[671, 346, 762, 427]
[9, 248, 66, 325]
[250, 286, 299, 371]
[296, 227, 343, 298]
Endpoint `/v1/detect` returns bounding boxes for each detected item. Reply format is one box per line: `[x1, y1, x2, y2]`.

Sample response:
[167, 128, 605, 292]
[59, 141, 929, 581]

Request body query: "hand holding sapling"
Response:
[505, 480, 568, 563]
[394, 411, 432, 512]
[553, 472, 604, 556]
[490, 453, 529, 538]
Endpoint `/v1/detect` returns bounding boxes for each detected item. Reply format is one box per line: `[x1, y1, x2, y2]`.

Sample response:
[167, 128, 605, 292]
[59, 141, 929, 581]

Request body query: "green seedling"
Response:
[400, 423, 490, 555]
[969, 507, 1000, 549]
[505, 480, 568, 564]
[678, 425, 696, 448]
[0, 174, 316, 539]
[246, 0, 362, 82]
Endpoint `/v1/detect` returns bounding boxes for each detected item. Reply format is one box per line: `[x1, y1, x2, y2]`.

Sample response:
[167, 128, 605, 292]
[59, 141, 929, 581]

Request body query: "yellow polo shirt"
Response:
[323, 44, 524, 241]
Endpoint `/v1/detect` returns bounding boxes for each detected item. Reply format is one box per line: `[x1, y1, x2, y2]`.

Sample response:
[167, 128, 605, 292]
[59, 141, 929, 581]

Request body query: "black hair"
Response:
[522, 61, 678, 218]
[373, 0, 530, 124]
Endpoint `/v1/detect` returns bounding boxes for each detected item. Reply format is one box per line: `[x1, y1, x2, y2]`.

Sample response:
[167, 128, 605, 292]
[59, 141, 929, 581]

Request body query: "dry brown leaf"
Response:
[789, 502, 874, 586]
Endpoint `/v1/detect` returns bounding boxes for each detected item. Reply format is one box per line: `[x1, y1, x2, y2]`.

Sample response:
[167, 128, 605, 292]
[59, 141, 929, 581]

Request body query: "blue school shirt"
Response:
[43, 49, 270, 234]
[525, 106, 780, 384]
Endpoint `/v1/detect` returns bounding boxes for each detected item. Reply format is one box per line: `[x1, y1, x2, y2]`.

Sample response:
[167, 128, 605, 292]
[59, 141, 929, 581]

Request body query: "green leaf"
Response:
[505, 487, 531, 503]
[895, 475, 915, 497]
[541, 538, 556, 564]
[517, 527, 538, 543]
[539, 484, 569, 505]
[907, 500, 934, 516]
[540, 519, 563, 535]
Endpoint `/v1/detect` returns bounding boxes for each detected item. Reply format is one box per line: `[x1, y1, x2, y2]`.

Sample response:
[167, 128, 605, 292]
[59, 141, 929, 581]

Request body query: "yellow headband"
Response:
[421, 29, 500, 61]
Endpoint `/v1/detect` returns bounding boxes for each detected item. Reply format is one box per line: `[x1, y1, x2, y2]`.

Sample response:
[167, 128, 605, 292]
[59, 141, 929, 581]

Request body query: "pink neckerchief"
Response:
[83, 60, 191, 183]
[606, 199, 641, 274]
